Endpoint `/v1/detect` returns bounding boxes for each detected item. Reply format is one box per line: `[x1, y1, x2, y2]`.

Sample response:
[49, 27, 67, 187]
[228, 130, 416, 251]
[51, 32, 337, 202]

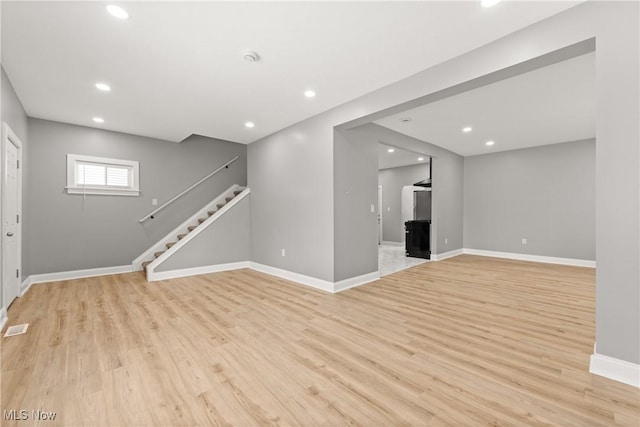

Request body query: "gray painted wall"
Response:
[249, 2, 639, 364]
[379, 163, 430, 243]
[156, 196, 250, 272]
[333, 127, 379, 281]
[26, 119, 246, 276]
[1, 68, 27, 143]
[248, 110, 339, 282]
[593, 2, 639, 364]
[464, 139, 595, 260]
[1, 68, 29, 293]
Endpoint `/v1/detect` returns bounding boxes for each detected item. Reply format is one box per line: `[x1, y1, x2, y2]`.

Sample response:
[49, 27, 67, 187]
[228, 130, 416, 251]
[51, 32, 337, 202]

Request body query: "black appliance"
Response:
[405, 220, 431, 259]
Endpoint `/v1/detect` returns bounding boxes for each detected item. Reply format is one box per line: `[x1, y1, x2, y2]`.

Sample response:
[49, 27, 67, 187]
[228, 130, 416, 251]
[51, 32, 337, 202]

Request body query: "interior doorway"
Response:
[377, 142, 431, 275]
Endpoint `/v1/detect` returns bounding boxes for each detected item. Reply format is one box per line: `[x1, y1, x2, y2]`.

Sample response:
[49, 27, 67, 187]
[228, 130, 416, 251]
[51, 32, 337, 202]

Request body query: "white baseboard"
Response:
[17, 260, 379, 295]
[381, 241, 404, 247]
[149, 261, 250, 281]
[24, 265, 134, 287]
[432, 249, 464, 261]
[590, 352, 640, 388]
[463, 248, 596, 268]
[333, 271, 380, 293]
[21, 276, 33, 296]
[248, 262, 335, 293]
[0, 307, 7, 332]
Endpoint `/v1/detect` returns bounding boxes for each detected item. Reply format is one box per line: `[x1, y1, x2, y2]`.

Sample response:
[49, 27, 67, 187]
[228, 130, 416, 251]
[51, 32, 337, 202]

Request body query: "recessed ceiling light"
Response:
[462, 126, 472, 133]
[95, 82, 111, 92]
[387, 148, 395, 153]
[418, 157, 425, 161]
[486, 140, 495, 146]
[243, 51, 260, 62]
[400, 117, 412, 123]
[481, 0, 501, 7]
[106, 5, 129, 20]
[304, 90, 316, 98]
[245, 122, 255, 128]
[93, 117, 105, 123]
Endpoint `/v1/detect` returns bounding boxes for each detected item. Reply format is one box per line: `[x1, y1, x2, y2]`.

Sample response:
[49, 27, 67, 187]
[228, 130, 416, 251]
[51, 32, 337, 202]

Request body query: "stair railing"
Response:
[139, 156, 239, 222]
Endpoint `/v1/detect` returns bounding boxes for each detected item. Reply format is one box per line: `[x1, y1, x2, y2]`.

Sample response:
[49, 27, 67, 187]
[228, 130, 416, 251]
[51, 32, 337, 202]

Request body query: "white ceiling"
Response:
[379, 143, 429, 171]
[374, 52, 595, 157]
[2, 1, 581, 144]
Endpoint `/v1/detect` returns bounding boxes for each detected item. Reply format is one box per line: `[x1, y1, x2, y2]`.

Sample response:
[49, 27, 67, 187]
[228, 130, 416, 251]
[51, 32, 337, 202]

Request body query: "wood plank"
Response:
[1, 255, 638, 426]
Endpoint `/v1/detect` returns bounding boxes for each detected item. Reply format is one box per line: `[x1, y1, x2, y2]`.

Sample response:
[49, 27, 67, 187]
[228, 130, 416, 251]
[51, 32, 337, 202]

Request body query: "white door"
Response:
[2, 124, 22, 308]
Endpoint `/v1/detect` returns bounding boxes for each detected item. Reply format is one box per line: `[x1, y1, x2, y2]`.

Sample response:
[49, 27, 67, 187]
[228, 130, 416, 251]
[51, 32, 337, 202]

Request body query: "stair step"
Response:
[198, 217, 207, 224]
[216, 203, 225, 209]
[154, 251, 165, 258]
[142, 261, 152, 268]
[208, 210, 216, 216]
[225, 196, 233, 202]
[166, 241, 176, 249]
[234, 190, 242, 196]
[188, 225, 197, 232]
[177, 233, 187, 240]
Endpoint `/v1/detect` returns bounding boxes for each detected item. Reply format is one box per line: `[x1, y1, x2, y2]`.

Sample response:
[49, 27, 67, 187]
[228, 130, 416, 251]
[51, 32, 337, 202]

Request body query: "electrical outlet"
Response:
[522, 238, 527, 245]
[281, 249, 286, 257]
[152, 198, 158, 206]
[444, 238, 448, 245]
[387, 207, 390, 212]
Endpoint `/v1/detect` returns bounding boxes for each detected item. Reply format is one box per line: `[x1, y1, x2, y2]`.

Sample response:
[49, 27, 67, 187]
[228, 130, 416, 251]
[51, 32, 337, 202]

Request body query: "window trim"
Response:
[66, 154, 140, 196]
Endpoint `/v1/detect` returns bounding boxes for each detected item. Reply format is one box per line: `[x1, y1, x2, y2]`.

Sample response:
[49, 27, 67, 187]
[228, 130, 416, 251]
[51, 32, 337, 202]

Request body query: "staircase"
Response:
[133, 184, 249, 280]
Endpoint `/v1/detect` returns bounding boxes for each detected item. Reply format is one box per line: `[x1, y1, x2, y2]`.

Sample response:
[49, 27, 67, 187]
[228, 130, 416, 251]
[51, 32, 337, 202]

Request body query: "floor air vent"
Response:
[4, 323, 29, 337]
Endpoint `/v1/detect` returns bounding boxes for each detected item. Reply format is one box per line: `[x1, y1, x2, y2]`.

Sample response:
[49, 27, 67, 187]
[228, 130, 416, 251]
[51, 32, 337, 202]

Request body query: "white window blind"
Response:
[66, 154, 140, 196]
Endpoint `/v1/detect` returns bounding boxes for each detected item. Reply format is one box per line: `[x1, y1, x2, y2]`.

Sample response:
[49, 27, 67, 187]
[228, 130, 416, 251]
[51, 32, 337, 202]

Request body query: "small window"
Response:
[66, 154, 140, 196]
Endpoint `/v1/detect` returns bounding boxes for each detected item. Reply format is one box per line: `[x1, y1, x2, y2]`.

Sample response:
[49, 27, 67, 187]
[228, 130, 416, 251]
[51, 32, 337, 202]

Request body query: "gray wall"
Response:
[249, 2, 639, 364]
[156, 196, 250, 272]
[379, 163, 430, 243]
[1, 68, 27, 143]
[593, 2, 639, 364]
[333, 127, 379, 281]
[464, 139, 595, 260]
[1, 68, 29, 292]
[248, 110, 338, 282]
[26, 119, 246, 276]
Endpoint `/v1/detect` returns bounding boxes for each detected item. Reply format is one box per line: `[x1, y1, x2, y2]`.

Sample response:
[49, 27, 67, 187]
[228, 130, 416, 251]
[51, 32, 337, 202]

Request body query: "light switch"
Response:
[371, 204, 375, 213]
[152, 198, 158, 206]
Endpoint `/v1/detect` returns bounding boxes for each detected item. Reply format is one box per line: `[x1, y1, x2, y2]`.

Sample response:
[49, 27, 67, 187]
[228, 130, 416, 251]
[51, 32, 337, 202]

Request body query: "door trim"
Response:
[2, 122, 23, 312]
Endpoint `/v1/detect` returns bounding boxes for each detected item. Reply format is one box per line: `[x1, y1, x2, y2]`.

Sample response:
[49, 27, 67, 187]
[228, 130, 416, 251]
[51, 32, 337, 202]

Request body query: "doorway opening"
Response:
[377, 143, 431, 276]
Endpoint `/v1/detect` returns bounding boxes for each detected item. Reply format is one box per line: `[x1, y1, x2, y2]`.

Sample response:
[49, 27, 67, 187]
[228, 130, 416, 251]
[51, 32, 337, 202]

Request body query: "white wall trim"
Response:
[248, 262, 334, 293]
[149, 262, 250, 281]
[463, 248, 596, 268]
[24, 265, 133, 286]
[333, 271, 380, 293]
[590, 352, 640, 388]
[0, 307, 7, 332]
[20, 276, 32, 296]
[381, 241, 404, 247]
[432, 249, 464, 261]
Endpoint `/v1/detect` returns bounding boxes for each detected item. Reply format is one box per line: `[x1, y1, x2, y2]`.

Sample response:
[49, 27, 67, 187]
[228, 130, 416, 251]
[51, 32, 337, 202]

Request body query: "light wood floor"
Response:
[2, 255, 639, 426]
